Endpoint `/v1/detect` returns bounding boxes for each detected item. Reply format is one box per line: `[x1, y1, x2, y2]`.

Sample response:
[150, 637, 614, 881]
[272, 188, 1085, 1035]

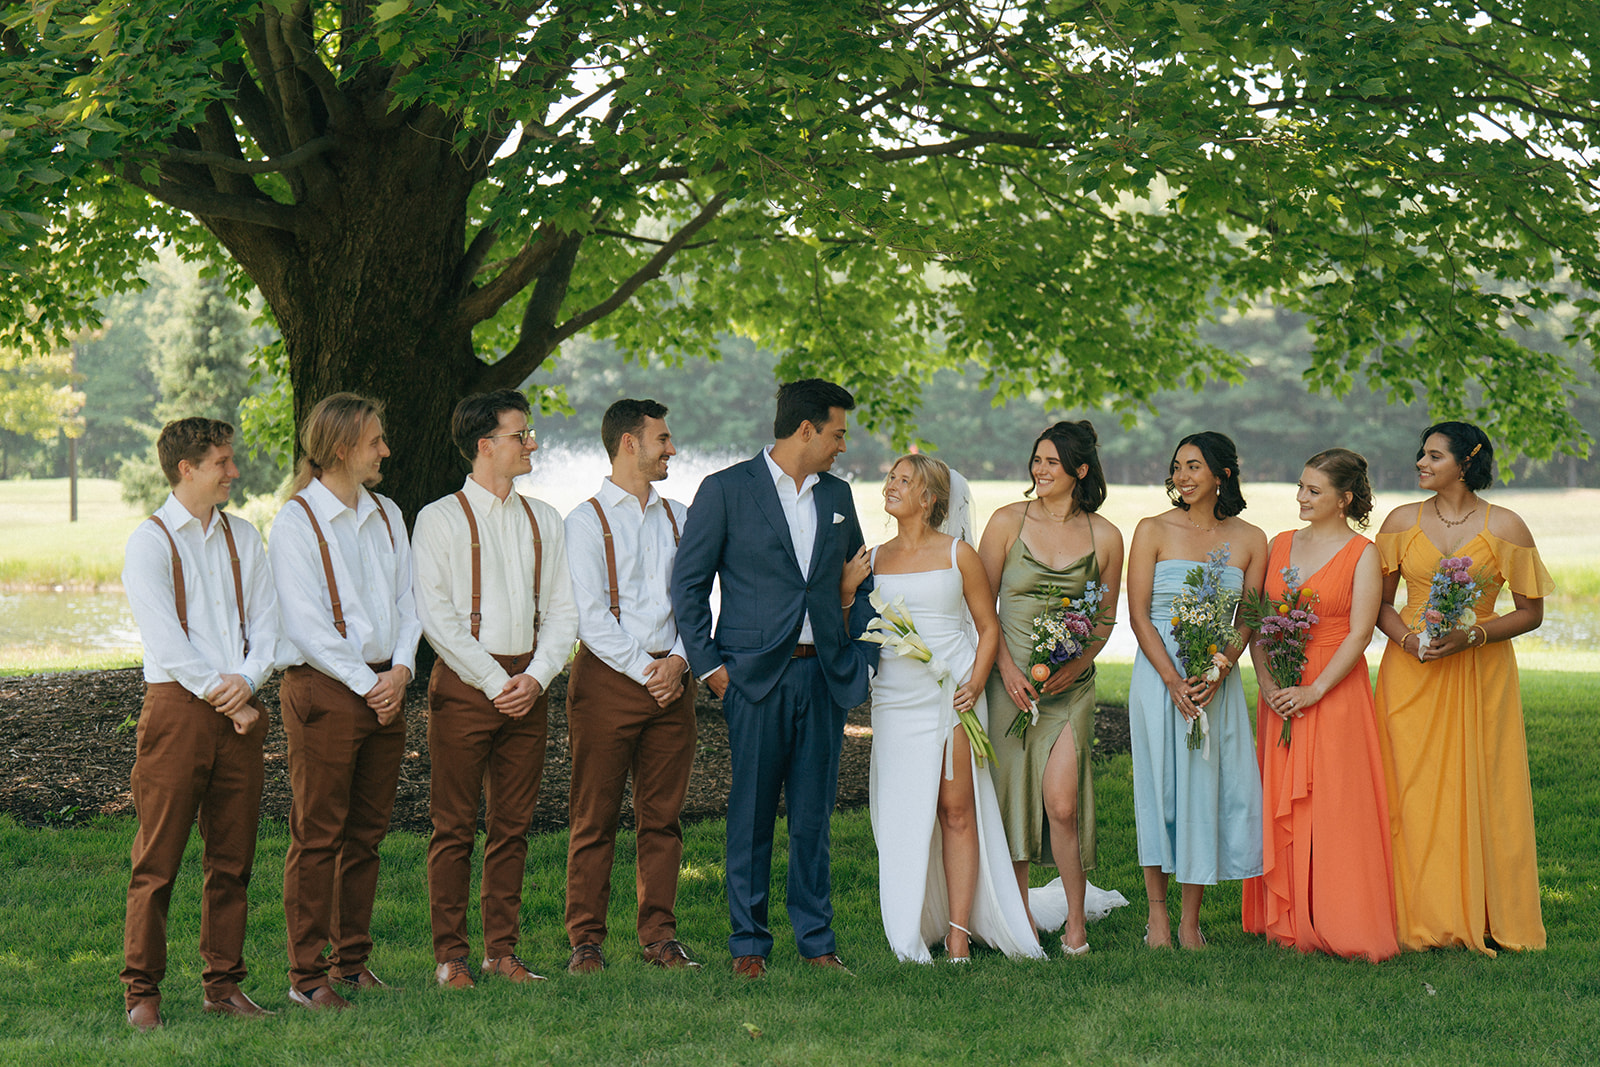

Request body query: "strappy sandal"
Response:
[945, 921, 973, 963]
[1060, 931, 1090, 957]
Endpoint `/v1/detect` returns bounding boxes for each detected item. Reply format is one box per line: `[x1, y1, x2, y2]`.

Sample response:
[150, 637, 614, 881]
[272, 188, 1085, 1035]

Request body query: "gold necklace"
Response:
[1184, 510, 1219, 533]
[1433, 497, 1478, 528]
[1036, 501, 1078, 524]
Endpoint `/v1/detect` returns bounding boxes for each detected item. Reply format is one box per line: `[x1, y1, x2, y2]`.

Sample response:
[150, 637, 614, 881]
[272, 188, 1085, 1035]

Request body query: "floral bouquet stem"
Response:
[1239, 565, 1319, 747]
[1169, 544, 1240, 760]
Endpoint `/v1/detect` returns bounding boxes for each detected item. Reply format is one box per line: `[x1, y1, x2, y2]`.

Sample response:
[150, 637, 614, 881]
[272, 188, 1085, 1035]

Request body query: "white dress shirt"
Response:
[412, 476, 578, 700]
[564, 478, 688, 685]
[123, 493, 280, 699]
[763, 446, 819, 643]
[269, 477, 422, 696]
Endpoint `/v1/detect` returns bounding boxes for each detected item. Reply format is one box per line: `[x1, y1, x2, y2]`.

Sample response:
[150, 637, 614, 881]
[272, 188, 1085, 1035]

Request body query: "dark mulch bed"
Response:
[0, 668, 1131, 831]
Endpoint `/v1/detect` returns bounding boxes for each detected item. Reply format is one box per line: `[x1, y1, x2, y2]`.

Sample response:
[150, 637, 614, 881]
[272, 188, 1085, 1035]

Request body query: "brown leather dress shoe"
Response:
[481, 953, 547, 983]
[567, 943, 606, 975]
[435, 958, 475, 989]
[804, 952, 854, 975]
[288, 984, 351, 1011]
[731, 954, 768, 979]
[333, 966, 396, 991]
[202, 989, 274, 1017]
[126, 998, 162, 1032]
[642, 939, 701, 970]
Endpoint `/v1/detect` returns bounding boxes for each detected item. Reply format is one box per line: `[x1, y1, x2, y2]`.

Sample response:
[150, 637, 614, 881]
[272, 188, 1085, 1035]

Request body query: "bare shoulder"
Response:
[1486, 501, 1537, 547]
[979, 499, 1029, 545]
[1088, 511, 1125, 549]
[1378, 500, 1422, 535]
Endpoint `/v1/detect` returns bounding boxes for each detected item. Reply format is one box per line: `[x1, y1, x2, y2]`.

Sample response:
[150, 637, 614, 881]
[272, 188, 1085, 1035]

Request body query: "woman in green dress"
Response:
[979, 421, 1123, 955]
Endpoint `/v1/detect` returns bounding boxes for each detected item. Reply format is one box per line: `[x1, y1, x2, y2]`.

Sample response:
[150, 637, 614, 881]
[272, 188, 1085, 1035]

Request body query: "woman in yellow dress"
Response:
[1373, 421, 1553, 954]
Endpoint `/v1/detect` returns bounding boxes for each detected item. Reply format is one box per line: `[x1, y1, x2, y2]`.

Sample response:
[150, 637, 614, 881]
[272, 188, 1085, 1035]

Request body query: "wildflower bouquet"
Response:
[1414, 555, 1486, 659]
[1169, 543, 1240, 758]
[1007, 581, 1112, 739]
[1240, 565, 1319, 746]
[861, 588, 997, 769]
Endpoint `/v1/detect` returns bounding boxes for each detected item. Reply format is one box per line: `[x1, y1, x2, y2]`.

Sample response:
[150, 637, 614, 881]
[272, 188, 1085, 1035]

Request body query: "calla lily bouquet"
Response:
[1240, 564, 1319, 747]
[861, 588, 997, 770]
[1169, 543, 1240, 759]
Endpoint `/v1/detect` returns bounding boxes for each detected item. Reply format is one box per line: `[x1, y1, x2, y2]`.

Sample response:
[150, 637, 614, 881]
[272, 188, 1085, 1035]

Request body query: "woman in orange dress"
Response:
[1373, 422, 1552, 955]
[1243, 449, 1397, 961]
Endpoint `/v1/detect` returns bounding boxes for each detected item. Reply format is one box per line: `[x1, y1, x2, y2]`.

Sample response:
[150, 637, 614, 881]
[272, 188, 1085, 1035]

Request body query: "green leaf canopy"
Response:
[1, 1, 1595, 512]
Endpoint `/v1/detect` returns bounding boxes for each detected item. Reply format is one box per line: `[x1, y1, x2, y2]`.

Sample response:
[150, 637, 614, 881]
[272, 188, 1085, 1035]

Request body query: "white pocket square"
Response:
[832, 512, 845, 524]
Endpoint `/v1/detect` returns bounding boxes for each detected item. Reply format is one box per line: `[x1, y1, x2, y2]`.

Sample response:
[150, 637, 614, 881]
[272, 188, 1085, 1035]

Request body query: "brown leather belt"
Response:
[791, 644, 817, 659]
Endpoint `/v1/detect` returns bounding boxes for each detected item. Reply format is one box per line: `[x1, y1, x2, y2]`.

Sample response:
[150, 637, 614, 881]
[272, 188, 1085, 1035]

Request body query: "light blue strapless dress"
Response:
[1129, 559, 1263, 884]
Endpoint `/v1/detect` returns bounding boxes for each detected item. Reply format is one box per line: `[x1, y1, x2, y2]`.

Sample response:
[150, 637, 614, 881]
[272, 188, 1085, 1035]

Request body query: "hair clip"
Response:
[1467, 443, 1482, 459]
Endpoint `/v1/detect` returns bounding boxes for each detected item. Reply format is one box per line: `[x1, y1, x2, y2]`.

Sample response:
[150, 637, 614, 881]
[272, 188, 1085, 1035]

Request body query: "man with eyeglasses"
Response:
[412, 389, 577, 989]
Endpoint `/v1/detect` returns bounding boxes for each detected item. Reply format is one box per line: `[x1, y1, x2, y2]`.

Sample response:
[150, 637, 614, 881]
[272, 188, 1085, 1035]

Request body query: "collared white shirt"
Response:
[763, 446, 820, 643]
[413, 476, 577, 701]
[269, 477, 422, 696]
[564, 477, 688, 685]
[123, 493, 280, 699]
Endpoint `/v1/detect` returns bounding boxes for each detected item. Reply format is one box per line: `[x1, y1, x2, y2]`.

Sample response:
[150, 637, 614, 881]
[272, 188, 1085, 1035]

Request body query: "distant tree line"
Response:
[6, 268, 1593, 494]
[531, 303, 1598, 490]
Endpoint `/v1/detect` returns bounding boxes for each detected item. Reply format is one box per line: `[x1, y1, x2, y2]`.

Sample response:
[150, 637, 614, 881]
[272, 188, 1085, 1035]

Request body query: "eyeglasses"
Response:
[485, 428, 536, 445]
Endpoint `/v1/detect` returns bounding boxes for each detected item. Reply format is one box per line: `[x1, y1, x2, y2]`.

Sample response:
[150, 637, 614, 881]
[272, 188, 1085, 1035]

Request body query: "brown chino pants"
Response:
[121, 682, 266, 1008]
[280, 663, 405, 993]
[564, 646, 697, 948]
[426, 651, 547, 963]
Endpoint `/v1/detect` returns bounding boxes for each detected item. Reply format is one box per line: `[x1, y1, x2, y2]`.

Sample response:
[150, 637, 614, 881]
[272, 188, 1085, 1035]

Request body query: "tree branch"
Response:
[221, 59, 290, 161]
[872, 130, 1054, 162]
[162, 134, 340, 176]
[455, 230, 569, 327]
[119, 165, 301, 233]
[280, 2, 357, 131]
[475, 233, 585, 390]
[553, 193, 729, 340]
[453, 223, 501, 301]
[261, 4, 321, 148]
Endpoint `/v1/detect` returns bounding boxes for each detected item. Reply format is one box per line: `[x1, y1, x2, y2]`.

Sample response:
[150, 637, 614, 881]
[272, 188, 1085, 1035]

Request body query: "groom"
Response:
[672, 379, 876, 977]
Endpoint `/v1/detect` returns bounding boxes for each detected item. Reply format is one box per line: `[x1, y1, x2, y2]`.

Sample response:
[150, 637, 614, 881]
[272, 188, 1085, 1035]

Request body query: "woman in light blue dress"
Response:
[1126, 432, 1266, 949]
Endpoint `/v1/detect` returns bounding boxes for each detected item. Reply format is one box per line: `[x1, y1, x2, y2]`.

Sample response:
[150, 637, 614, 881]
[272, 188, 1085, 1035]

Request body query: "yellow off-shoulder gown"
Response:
[1374, 503, 1554, 955]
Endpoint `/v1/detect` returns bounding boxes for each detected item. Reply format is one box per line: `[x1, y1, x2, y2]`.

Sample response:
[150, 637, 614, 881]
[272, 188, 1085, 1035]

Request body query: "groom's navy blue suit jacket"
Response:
[672, 453, 877, 708]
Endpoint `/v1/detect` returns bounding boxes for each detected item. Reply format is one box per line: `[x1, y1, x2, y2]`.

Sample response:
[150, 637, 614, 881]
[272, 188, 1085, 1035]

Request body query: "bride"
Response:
[865, 454, 1044, 962]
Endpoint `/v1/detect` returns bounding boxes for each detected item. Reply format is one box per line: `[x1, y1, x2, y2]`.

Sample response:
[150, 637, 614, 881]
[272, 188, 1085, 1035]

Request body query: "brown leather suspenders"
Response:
[291, 492, 397, 639]
[585, 496, 680, 621]
[148, 511, 250, 655]
[454, 490, 542, 640]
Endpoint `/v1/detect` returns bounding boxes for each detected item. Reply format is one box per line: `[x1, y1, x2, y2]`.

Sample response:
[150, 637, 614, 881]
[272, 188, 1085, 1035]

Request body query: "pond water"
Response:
[0, 590, 143, 659]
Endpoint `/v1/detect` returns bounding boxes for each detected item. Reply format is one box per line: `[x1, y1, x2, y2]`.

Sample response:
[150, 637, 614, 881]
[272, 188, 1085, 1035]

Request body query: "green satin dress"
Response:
[984, 513, 1099, 870]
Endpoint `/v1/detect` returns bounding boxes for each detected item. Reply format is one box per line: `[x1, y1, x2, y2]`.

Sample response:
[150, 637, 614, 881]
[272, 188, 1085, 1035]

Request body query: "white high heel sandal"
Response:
[945, 921, 973, 963]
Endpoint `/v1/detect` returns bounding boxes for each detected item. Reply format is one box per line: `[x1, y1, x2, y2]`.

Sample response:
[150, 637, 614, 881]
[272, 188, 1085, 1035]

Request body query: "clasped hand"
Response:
[1265, 684, 1319, 720]
[206, 673, 257, 734]
[494, 673, 542, 718]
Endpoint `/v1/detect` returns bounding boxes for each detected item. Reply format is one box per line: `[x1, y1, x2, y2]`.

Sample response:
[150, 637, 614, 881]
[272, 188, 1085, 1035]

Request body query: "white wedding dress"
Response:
[868, 541, 1046, 962]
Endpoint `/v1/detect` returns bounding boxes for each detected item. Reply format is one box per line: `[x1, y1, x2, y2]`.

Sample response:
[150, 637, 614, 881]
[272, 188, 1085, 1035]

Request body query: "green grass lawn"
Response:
[0, 668, 1595, 1065]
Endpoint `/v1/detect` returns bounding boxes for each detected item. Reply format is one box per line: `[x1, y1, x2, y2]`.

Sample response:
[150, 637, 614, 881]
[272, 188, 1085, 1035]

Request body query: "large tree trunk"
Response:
[205, 124, 492, 522]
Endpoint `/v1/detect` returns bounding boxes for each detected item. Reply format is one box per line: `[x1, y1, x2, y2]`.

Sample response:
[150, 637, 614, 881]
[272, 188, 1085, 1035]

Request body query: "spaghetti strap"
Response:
[1483, 501, 1492, 531]
[869, 545, 880, 571]
[1087, 512, 1097, 551]
[1416, 501, 1425, 527]
[948, 536, 960, 568]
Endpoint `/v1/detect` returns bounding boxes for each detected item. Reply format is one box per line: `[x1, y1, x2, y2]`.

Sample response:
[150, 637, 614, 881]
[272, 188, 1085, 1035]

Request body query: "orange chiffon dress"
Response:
[1243, 533, 1398, 961]
[1374, 504, 1553, 955]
